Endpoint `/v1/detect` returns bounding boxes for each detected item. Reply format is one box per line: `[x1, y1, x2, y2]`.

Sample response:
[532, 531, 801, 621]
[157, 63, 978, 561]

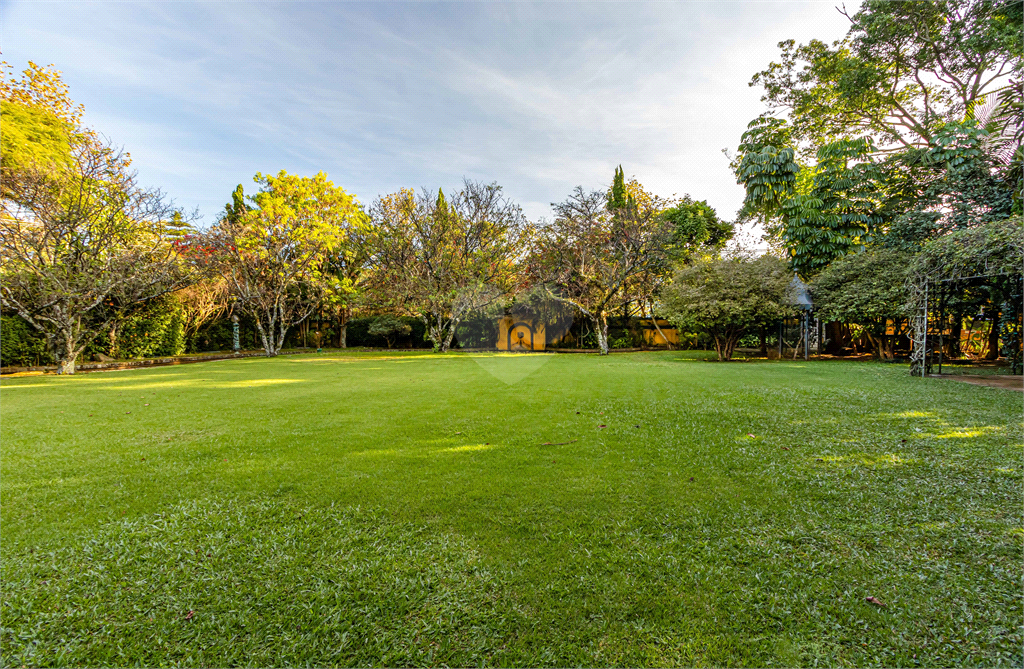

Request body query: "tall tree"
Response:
[321, 199, 376, 348]
[810, 247, 914, 359]
[738, 0, 1022, 273]
[372, 180, 528, 352]
[1, 136, 192, 373]
[750, 0, 1021, 154]
[199, 172, 362, 356]
[0, 62, 88, 203]
[531, 187, 674, 354]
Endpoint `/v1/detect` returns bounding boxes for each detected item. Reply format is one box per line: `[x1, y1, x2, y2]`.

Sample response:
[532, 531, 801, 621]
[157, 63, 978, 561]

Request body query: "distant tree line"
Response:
[3, 1, 1021, 373]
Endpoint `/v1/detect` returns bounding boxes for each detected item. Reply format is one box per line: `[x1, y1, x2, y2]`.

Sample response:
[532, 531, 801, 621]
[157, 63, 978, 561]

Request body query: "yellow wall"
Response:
[643, 320, 679, 345]
[497, 317, 547, 351]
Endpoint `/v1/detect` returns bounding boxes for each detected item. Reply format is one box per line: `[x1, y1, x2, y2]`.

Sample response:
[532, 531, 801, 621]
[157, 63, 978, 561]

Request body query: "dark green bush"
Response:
[347, 316, 429, 348]
[0, 315, 51, 367]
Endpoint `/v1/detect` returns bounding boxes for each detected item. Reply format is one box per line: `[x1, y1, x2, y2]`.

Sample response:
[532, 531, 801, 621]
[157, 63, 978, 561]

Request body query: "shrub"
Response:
[0, 315, 51, 367]
[367, 316, 412, 349]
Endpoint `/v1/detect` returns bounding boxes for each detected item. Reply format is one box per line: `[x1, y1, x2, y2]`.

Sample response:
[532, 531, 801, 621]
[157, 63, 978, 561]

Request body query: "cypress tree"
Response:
[223, 184, 247, 225]
[608, 165, 627, 211]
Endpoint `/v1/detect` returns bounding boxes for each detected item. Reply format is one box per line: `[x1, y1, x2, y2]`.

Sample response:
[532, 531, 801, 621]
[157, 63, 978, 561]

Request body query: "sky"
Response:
[3, 0, 860, 234]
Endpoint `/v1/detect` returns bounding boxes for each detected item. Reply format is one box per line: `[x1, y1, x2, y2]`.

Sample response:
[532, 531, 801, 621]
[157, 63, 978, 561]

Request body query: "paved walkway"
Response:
[930, 374, 1023, 391]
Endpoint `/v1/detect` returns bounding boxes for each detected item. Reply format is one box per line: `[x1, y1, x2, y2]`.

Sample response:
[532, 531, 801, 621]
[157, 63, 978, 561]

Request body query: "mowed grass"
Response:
[1, 351, 1020, 667]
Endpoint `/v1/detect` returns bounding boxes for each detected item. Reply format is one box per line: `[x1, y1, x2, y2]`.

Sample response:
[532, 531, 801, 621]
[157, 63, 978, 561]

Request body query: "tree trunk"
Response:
[55, 330, 82, 374]
[421, 313, 447, 352]
[985, 312, 1001, 360]
[945, 313, 962, 359]
[647, 299, 673, 350]
[713, 334, 737, 361]
[338, 306, 349, 348]
[595, 313, 609, 355]
[275, 321, 288, 355]
[442, 318, 460, 352]
[865, 332, 893, 360]
[108, 322, 119, 360]
[255, 320, 276, 356]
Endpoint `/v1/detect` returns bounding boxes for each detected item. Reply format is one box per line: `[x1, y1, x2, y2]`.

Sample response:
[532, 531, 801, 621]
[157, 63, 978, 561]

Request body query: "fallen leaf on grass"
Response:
[184, 610, 194, 620]
[144, 404, 149, 406]
[598, 425, 607, 428]
[865, 596, 885, 607]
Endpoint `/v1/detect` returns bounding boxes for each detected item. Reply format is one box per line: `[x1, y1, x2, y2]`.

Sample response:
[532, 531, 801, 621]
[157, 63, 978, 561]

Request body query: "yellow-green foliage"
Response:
[0, 100, 72, 173]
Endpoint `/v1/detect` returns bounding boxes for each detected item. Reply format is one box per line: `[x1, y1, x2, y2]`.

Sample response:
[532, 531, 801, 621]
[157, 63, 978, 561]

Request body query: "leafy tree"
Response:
[372, 180, 528, 352]
[738, 0, 1021, 272]
[173, 278, 229, 351]
[607, 165, 636, 212]
[321, 200, 377, 348]
[750, 0, 1021, 153]
[810, 247, 914, 358]
[662, 254, 795, 361]
[531, 186, 674, 354]
[367, 315, 412, 349]
[660, 197, 734, 262]
[0, 136, 192, 374]
[0, 62, 88, 203]
[199, 171, 362, 356]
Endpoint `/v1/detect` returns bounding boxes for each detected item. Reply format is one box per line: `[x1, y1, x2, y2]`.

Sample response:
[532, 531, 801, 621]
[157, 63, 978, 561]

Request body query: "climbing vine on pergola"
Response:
[906, 217, 1024, 376]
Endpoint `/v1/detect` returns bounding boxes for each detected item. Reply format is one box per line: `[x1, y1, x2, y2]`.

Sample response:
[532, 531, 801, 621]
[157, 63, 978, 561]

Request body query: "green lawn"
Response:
[1, 351, 1020, 667]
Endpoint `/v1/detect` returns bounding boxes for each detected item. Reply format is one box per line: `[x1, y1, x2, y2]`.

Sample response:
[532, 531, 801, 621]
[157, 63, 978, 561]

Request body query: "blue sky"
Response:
[3, 1, 859, 230]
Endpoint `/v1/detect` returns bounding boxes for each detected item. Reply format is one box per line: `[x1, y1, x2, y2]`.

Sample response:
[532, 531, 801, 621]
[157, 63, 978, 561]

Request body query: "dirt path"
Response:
[930, 374, 1023, 391]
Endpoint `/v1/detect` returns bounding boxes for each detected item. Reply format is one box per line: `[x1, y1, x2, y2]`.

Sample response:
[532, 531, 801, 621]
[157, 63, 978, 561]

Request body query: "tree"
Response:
[810, 247, 914, 358]
[200, 172, 362, 356]
[738, 1, 1022, 271]
[321, 202, 377, 348]
[750, 0, 1021, 154]
[372, 180, 529, 352]
[531, 186, 674, 354]
[662, 254, 795, 361]
[607, 165, 637, 212]
[660, 197, 734, 262]
[173, 278, 229, 350]
[1, 62, 84, 183]
[367, 315, 411, 349]
[0, 136, 192, 374]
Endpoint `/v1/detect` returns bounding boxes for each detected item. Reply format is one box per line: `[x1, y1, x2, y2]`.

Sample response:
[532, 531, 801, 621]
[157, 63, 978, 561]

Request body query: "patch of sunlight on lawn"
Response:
[211, 379, 303, 388]
[820, 453, 918, 468]
[933, 427, 1001, 439]
[436, 443, 497, 454]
